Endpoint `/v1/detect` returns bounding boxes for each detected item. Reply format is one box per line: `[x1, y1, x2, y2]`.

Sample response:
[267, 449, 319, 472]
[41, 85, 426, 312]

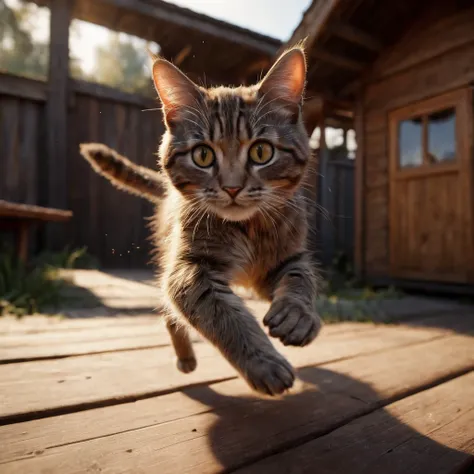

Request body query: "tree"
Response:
[92, 32, 155, 96]
[0, 0, 87, 81]
[0, 0, 49, 79]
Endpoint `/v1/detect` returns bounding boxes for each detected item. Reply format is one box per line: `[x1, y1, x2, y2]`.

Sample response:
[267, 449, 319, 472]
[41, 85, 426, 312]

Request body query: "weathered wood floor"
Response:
[0, 307, 473, 473]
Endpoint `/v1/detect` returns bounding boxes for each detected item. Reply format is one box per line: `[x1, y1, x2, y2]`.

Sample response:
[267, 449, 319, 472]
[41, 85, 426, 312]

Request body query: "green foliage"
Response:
[33, 246, 98, 270]
[0, 2, 153, 95]
[323, 251, 358, 294]
[0, 0, 49, 80]
[317, 251, 403, 323]
[91, 32, 155, 96]
[0, 246, 97, 316]
[0, 252, 62, 316]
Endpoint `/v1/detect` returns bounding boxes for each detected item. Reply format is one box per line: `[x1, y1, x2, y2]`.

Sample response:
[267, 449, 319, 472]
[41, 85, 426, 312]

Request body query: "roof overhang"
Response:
[33, 0, 281, 85]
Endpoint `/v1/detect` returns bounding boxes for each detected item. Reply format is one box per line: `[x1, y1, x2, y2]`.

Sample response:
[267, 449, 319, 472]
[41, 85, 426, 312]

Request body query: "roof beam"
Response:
[312, 48, 366, 72]
[32, 0, 280, 56]
[281, 0, 340, 55]
[104, 0, 280, 55]
[328, 21, 383, 52]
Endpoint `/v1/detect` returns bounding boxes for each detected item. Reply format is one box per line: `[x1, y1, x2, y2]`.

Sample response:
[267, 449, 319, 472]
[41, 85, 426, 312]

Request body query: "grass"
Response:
[316, 251, 404, 323]
[0, 246, 97, 317]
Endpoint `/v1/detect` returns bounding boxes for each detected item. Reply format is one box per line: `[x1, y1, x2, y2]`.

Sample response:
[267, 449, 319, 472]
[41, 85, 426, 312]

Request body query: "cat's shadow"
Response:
[181, 366, 472, 473]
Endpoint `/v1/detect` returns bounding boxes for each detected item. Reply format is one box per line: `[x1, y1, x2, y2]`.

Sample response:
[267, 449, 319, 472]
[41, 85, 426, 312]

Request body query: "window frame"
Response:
[389, 89, 465, 179]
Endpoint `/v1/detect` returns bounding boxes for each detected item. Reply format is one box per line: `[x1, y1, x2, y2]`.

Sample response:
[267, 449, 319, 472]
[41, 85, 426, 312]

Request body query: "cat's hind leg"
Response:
[166, 318, 197, 373]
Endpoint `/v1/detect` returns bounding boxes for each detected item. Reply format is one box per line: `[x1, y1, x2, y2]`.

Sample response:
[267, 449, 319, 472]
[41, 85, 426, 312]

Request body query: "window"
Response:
[399, 117, 422, 168]
[427, 108, 456, 164]
[392, 99, 459, 170]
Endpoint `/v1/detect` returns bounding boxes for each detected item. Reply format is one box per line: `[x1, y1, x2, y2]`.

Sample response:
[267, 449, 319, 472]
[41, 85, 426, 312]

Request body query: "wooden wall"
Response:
[0, 74, 165, 268]
[359, 2, 474, 278]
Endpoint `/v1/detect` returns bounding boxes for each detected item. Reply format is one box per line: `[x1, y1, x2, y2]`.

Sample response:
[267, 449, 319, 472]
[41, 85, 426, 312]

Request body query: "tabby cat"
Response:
[80, 46, 322, 396]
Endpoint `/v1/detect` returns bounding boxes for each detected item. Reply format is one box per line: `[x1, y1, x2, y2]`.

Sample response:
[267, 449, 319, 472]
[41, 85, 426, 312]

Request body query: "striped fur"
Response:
[81, 46, 322, 396]
[80, 143, 165, 202]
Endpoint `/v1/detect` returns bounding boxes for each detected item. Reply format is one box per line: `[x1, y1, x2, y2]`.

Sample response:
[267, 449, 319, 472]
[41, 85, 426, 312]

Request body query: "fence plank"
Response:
[316, 151, 355, 266]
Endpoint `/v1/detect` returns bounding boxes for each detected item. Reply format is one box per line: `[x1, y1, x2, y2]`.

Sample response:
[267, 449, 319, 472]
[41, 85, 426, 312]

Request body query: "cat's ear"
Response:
[152, 58, 203, 126]
[258, 47, 306, 111]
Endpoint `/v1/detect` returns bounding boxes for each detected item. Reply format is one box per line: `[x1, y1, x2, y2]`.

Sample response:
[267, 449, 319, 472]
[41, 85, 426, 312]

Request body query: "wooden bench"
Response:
[0, 200, 73, 263]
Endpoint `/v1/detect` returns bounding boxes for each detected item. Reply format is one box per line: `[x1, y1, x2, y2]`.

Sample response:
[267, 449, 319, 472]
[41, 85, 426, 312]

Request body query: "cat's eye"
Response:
[249, 142, 274, 165]
[192, 145, 215, 168]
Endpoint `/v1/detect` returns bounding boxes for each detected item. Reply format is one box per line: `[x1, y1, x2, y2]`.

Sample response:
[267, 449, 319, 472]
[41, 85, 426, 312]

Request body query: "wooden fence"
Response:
[1, 72, 356, 269]
[315, 151, 355, 267]
[0, 73, 164, 267]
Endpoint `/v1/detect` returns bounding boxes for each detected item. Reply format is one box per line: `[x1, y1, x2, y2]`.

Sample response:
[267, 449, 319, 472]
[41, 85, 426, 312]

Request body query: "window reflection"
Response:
[399, 117, 422, 168]
[427, 108, 456, 163]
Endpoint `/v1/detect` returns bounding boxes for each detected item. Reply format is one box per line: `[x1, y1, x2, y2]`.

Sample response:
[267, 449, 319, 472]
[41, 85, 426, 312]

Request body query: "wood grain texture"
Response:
[361, 5, 474, 282]
[354, 97, 364, 277]
[0, 73, 47, 102]
[372, 5, 474, 81]
[0, 323, 201, 363]
[388, 90, 471, 283]
[1, 331, 473, 473]
[45, 0, 73, 250]
[0, 323, 448, 422]
[236, 372, 474, 474]
[0, 201, 72, 221]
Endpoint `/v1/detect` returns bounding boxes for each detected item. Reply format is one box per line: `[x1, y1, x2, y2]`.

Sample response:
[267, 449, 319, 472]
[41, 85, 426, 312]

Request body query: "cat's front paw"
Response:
[244, 350, 295, 396]
[264, 298, 322, 346]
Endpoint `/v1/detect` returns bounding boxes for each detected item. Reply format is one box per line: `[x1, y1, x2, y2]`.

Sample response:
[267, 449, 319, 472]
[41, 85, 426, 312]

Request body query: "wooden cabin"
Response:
[290, 0, 474, 289]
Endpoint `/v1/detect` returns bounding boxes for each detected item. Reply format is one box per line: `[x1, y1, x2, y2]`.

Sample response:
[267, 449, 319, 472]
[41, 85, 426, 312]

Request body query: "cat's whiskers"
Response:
[258, 206, 278, 238]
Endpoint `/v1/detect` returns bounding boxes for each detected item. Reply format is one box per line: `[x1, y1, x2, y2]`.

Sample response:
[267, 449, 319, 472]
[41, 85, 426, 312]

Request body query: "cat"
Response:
[80, 45, 322, 396]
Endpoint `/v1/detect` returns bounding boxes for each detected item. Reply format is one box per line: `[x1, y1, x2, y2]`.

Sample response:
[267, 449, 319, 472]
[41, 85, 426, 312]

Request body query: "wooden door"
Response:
[389, 89, 473, 283]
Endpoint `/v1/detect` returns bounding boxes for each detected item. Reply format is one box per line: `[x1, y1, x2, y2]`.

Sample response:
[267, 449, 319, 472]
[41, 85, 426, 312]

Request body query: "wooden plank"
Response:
[237, 372, 474, 474]
[16, 221, 29, 263]
[0, 311, 372, 336]
[86, 97, 102, 260]
[73, 79, 154, 109]
[328, 21, 383, 52]
[373, 6, 474, 81]
[0, 315, 160, 335]
[387, 89, 471, 283]
[0, 200, 72, 221]
[0, 324, 448, 423]
[0, 323, 202, 363]
[0, 335, 185, 363]
[354, 97, 365, 278]
[0, 73, 47, 102]
[0, 98, 20, 201]
[45, 0, 73, 249]
[313, 48, 367, 72]
[19, 101, 39, 205]
[283, 0, 340, 54]
[63, 0, 279, 56]
[365, 41, 474, 112]
[1, 332, 472, 472]
[100, 101, 121, 268]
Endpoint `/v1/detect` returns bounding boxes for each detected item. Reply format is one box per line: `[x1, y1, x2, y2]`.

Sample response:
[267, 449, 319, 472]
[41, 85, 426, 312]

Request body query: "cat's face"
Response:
[153, 48, 310, 222]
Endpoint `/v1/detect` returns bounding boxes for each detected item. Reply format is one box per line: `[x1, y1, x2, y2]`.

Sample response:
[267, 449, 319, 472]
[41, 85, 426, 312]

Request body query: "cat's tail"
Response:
[80, 143, 166, 202]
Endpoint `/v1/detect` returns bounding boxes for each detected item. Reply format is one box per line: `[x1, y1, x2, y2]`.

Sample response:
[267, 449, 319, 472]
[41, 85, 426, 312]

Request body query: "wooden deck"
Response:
[0, 307, 473, 473]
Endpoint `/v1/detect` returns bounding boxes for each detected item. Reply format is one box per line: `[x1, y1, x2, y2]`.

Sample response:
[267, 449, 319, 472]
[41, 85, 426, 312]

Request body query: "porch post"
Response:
[45, 0, 73, 250]
[303, 98, 324, 263]
[318, 109, 333, 266]
[354, 97, 365, 279]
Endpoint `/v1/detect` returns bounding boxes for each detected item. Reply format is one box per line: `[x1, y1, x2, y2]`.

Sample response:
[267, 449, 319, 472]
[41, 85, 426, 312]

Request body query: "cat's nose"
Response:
[223, 186, 243, 198]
